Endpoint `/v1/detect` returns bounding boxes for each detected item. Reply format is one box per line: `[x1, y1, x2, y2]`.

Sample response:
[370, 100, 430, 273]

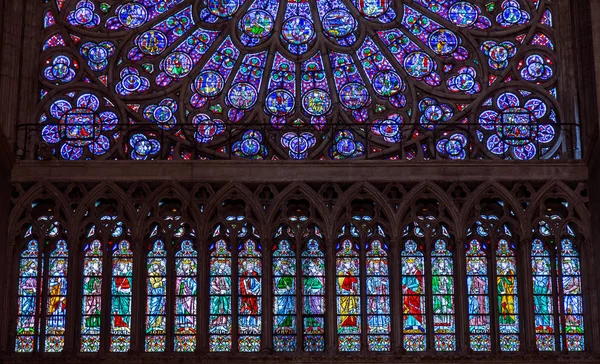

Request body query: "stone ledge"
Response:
[11, 160, 589, 183]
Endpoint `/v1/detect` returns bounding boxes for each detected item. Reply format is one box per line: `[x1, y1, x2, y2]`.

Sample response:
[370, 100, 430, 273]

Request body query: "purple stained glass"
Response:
[37, 0, 568, 160]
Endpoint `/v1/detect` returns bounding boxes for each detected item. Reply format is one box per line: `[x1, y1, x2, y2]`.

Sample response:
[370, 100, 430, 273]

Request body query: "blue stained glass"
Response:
[39, 0, 568, 161]
[238, 238, 262, 352]
[273, 238, 296, 351]
[145, 240, 167, 352]
[466, 239, 491, 351]
[16, 240, 40, 353]
[110, 240, 133, 352]
[366, 239, 390, 351]
[209, 233, 232, 352]
[175, 240, 198, 352]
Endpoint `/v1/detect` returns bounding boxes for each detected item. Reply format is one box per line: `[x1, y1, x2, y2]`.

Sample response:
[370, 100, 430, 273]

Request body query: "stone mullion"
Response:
[231, 233, 239, 352]
[63, 227, 80, 354]
[388, 238, 401, 354]
[130, 236, 144, 355]
[197, 236, 208, 354]
[100, 233, 112, 353]
[549, 238, 562, 351]
[295, 232, 302, 353]
[490, 239, 500, 354]
[325, 238, 336, 354]
[424, 235, 434, 353]
[359, 233, 367, 354]
[518, 239, 535, 352]
[454, 238, 468, 354]
[40, 243, 53, 353]
[262, 235, 273, 352]
[166, 238, 175, 353]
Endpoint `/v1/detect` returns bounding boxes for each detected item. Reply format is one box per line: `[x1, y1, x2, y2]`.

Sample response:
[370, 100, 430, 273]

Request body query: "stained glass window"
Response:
[16, 239, 40, 352]
[531, 238, 555, 351]
[301, 229, 326, 352]
[110, 240, 133, 352]
[209, 230, 233, 352]
[496, 239, 520, 351]
[366, 239, 390, 351]
[145, 240, 167, 352]
[336, 238, 361, 352]
[466, 239, 491, 351]
[209, 223, 262, 352]
[81, 239, 103, 352]
[401, 240, 426, 351]
[37, 0, 573, 161]
[273, 236, 297, 351]
[16, 222, 68, 354]
[174, 240, 198, 352]
[559, 238, 584, 351]
[532, 220, 585, 352]
[238, 237, 262, 352]
[431, 239, 455, 351]
[44, 240, 69, 352]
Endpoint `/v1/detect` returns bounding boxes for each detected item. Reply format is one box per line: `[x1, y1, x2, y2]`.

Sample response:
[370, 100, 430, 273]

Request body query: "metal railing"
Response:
[16, 121, 582, 161]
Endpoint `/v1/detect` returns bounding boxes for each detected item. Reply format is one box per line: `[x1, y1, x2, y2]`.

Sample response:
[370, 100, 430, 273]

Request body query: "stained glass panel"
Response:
[44, 240, 69, 353]
[273, 239, 296, 352]
[209, 238, 232, 352]
[145, 240, 167, 352]
[174, 240, 198, 352]
[110, 240, 133, 352]
[238, 239, 262, 352]
[431, 239, 455, 351]
[401, 240, 426, 351]
[466, 239, 491, 351]
[302, 235, 325, 352]
[16, 240, 40, 353]
[81, 239, 103, 352]
[366, 239, 390, 352]
[37, 0, 573, 161]
[496, 239, 520, 351]
[531, 238, 555, 351]
[336, 239, 360, 352]
[560, 238, 584, 351]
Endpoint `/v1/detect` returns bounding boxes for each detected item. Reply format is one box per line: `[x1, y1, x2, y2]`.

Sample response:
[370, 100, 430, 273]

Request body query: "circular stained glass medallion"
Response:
[322, 9, 356, 38]
[162, 52, 193, 78]
[282, 16, 314, 45]
[194, 71, 225, 97]
[242, 9, 275, 38]
[266, 89, 295, 116]
[138, 30, 168, 56]
[428, 29, 459, 56]
[339, 83, 369, 110]
[372, 71, 404, 97]
[302, 89, 332, 116]
[404, 52, 434, 78]
[228, 83, 258, 109]
[207, 0, 240, 18]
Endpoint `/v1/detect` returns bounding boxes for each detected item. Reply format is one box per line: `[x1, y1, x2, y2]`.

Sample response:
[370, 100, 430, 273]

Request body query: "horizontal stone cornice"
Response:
[12, 160, 588, 183]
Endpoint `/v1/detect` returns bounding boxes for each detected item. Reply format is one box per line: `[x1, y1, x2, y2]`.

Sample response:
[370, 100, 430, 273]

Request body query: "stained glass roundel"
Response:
[38, 0, 565, 160]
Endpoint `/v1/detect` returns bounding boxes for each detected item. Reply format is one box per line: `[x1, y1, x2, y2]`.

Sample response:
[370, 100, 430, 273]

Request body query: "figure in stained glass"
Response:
[81, 239, 102, 352]
[431, 239, 455, 351]
[174, 240, 198, 352]
[466, 239, 490, 351]
[209, 237, 232, 352]
[38, 0, 568, 161]
[273, 238, 296, 351]
[336, 238, 360, 351]
[302, 236, 325, 351]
